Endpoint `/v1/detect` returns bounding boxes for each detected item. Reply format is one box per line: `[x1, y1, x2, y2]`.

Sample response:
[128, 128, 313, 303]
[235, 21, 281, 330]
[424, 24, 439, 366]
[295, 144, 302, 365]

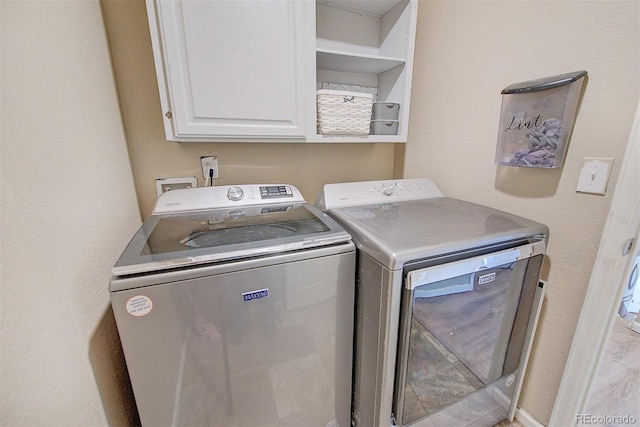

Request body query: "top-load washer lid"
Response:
[318, 179, 549, 270]
[113, 184, 351, 276]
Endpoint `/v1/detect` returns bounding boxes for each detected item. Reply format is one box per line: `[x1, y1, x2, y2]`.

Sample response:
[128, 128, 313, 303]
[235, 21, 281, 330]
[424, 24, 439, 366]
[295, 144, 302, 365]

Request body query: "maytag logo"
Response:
[242, 288, 269, 302]
[478, 272, 496, 285]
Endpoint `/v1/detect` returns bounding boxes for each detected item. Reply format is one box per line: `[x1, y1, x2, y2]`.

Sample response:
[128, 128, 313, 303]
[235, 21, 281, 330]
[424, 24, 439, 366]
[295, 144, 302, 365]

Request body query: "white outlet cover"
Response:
[576, 157, 614, 195]
[200, 156, 219, 179]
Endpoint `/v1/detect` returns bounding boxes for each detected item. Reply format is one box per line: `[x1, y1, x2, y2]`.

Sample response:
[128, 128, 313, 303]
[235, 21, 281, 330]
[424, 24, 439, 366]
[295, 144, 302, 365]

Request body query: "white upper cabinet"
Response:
[147, 0, 314, 141]
[146, 0, 417, 142]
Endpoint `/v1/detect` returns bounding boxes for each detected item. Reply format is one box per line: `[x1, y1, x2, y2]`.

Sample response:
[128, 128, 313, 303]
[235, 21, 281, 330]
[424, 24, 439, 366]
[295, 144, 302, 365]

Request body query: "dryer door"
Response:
[393, 241, 546, 426]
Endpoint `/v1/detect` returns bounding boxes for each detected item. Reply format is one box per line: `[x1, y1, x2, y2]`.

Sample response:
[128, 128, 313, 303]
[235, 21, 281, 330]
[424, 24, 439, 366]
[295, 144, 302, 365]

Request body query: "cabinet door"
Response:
[149, 0, 313, 141]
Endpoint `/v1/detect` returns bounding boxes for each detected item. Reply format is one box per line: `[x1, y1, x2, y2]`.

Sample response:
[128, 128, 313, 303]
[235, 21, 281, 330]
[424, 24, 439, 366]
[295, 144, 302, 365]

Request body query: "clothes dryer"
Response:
[317, 179, 548, 427]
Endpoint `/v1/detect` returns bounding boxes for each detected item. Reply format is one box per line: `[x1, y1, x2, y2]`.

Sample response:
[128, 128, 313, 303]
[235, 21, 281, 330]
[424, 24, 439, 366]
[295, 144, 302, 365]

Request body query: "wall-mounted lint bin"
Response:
[495, 70, 588, 168]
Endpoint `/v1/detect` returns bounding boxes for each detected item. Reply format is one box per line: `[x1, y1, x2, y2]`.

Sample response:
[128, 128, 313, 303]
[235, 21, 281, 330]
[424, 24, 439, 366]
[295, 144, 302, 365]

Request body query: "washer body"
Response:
[110, 184, 355, 426]
[317, 179, 548, 427]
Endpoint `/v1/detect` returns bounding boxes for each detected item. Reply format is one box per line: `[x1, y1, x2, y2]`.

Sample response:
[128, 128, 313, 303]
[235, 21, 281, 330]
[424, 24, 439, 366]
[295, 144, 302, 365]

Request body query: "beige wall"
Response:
[0, 0, 141, 425]
[405, 1, 639, 423]
[102, 0, 398, 219]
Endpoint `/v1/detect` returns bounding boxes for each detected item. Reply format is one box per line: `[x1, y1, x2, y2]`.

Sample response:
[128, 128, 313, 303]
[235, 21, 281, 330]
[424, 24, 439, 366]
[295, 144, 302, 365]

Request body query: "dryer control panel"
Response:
[316, 178, 444, 210]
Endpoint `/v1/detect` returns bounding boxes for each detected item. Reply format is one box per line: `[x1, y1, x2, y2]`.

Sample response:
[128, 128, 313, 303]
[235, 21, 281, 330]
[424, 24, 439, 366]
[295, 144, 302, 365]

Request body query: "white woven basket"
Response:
[316, 90, 374, 135]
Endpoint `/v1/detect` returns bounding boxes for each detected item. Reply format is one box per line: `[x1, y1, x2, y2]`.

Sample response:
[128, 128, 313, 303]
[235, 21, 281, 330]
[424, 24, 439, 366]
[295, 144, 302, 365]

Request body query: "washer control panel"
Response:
[317, 178, 444, 210]
[153, 184, 304, 214]
[260, 185, 294, 199]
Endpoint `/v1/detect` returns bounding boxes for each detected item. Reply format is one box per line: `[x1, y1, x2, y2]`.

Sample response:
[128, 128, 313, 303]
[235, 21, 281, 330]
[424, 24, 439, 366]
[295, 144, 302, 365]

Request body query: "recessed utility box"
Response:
[495, 70, 588, 168]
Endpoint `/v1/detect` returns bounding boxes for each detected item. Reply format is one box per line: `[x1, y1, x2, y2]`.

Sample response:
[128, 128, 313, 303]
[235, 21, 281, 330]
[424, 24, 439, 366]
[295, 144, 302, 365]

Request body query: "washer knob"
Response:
[382, 184, 395, 196]
[227, 186, 244, 201]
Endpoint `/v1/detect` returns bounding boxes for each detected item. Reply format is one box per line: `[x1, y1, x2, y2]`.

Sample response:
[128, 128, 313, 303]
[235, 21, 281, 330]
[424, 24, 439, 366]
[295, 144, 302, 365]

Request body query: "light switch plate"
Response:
[576, 157, 614, 195]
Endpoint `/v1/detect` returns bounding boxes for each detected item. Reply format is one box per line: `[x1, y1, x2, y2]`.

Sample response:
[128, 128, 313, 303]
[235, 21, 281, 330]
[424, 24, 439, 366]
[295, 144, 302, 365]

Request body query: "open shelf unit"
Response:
[309, 0, 418, 143]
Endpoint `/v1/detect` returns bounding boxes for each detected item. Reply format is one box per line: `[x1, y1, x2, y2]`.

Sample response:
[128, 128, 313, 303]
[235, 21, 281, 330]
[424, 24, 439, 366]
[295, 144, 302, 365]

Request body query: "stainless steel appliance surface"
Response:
[110, 184, 356, 426]
[317, 179, 548, 427]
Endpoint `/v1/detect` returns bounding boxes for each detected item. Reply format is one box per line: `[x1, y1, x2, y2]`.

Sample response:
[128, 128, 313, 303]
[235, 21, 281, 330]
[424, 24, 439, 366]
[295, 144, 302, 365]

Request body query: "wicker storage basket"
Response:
[316, 90, 374, 135]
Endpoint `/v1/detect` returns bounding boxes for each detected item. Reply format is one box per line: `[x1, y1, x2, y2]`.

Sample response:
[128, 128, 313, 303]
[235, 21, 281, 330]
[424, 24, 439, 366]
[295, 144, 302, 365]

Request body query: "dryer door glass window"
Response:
[394, 243, 544, 426]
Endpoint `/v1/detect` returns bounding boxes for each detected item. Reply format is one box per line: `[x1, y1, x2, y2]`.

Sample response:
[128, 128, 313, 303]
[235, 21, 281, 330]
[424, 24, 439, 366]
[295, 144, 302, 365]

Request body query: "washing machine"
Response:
[110, 184, 355, 426]
[316, 179, 548, 427]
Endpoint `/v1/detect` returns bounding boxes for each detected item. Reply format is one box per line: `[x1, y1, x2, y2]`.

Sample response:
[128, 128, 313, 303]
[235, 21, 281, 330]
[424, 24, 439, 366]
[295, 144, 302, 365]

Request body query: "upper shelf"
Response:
[319, 0, 400, 17]
[316, 49, 405, 74]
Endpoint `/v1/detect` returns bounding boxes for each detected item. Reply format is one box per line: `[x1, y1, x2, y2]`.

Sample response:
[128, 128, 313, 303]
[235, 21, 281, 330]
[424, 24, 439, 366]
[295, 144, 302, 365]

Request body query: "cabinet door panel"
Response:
[154, 0, 310, 139]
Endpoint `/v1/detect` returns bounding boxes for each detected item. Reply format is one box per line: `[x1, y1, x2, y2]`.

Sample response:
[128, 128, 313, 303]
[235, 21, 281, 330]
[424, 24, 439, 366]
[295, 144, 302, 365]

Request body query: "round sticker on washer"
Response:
[126, 295, 153, 317]
[505, 374, 515, 387]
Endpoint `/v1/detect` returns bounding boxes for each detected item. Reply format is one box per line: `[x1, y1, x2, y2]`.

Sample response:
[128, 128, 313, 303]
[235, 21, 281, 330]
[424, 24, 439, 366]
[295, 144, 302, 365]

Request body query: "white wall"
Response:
[0, 1, 141, 425]
[405, 1, 639, 423]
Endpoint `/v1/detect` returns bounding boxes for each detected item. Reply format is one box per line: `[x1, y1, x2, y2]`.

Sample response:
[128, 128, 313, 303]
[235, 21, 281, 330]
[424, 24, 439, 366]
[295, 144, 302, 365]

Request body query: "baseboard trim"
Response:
[514, 408, 545, 427]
